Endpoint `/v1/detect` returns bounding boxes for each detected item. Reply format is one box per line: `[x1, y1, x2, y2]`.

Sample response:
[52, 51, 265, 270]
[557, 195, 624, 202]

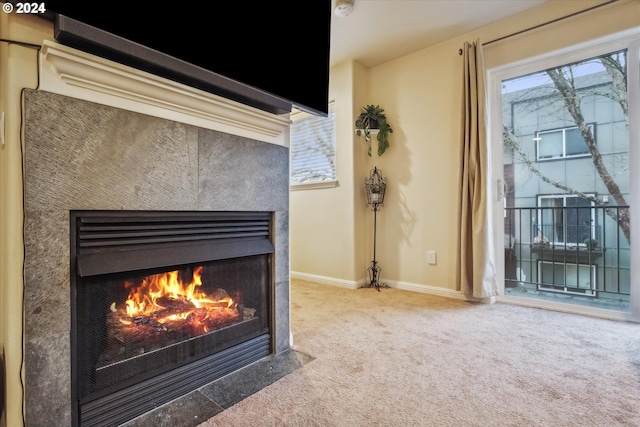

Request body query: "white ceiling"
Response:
[329, 0, 554, 68]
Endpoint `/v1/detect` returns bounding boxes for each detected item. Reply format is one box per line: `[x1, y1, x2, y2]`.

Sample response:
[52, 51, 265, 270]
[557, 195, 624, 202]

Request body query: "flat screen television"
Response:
[36, 2, 332, 116]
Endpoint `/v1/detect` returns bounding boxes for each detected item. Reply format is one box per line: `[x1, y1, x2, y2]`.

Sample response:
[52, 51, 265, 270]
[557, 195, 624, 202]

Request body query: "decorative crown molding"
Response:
[38, 40, 290, 146]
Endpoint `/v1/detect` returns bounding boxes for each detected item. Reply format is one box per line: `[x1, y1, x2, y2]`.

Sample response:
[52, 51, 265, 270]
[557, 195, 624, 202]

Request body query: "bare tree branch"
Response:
[601, 54, 628, 119]
[503, 126, 600, 205]
[544, 62, 629, 243]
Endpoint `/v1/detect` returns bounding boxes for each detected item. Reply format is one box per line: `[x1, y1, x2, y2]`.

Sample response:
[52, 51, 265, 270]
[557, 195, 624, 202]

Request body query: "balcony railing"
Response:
[504, 205, 630, 301]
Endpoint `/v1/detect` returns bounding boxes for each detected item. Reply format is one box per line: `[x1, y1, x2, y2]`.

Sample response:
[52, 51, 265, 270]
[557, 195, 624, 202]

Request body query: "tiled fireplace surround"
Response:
[22, 42, 297, 426]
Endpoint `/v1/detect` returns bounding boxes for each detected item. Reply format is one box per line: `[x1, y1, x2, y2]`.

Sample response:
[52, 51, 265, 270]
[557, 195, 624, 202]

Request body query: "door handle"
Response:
[497, 178, 507, 201]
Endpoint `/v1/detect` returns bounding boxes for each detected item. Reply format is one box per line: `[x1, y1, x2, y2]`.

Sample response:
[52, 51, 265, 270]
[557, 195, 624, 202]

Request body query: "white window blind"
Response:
[290, 101, 336, 185]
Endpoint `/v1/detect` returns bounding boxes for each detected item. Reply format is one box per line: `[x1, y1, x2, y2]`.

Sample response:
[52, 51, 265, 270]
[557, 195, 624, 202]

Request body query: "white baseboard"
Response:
[290, 271, 465, 300]
[384, 279, 466, 300]
[290, 272, 358, 289]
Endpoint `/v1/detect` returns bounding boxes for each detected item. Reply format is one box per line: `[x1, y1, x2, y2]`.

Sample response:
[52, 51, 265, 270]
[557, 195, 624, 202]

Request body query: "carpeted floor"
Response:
[198, 278, 640, 427]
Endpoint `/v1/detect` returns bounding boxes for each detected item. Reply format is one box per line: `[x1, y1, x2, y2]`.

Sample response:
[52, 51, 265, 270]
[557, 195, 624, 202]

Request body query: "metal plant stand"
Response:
[361, 167, 389, 291]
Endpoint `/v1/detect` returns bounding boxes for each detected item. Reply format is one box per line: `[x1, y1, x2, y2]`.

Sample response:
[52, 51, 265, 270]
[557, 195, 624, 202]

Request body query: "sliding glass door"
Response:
[489, 33, 640, 321]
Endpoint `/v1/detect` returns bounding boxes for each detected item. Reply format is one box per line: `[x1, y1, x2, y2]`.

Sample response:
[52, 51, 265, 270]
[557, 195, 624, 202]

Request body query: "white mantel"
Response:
[38, 40, 291, 147]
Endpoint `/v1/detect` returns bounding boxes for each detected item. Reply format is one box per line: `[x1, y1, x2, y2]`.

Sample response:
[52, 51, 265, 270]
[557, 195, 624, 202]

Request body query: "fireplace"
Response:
[70, 211, 274, 426]
[21, 47, 291, 425]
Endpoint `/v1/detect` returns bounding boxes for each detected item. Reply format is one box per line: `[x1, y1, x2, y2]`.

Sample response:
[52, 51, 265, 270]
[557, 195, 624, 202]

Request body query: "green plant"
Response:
[355, 104, 393, 157]
[584, 238, 600, 249]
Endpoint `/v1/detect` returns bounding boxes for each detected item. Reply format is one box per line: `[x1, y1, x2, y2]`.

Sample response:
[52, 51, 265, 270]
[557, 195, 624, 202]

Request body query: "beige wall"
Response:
[0, 11, 54, 427]
[290, 60, 368, 283]
[290, 0, 640, 290]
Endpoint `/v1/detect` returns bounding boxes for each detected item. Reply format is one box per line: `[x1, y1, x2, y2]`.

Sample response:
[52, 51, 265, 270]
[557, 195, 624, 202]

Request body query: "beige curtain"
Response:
[456, 39, 498, 300]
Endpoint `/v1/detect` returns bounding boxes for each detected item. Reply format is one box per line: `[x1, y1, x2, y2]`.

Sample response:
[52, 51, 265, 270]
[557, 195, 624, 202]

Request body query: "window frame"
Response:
[535, 124, 595, 161]
[289, 101, 338, 190]
[488, 26, 640, 321]
[537, 260, 597, 296]
[536, 194, 597, 247]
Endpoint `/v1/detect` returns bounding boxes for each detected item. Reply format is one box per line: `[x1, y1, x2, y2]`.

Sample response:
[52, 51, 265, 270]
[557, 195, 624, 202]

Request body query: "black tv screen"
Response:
[39, 2, 332, 116]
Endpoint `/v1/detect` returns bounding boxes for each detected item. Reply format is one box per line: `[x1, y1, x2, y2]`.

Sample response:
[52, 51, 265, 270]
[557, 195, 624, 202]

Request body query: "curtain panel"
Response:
[456, 39, 498, 300]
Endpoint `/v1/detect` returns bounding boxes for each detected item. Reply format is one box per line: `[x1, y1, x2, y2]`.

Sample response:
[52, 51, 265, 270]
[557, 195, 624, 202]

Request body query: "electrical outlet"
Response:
[427, 250, 437, 265]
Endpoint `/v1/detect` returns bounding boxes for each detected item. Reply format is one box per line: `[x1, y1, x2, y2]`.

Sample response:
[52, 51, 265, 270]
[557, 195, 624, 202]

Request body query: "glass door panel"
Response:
[497, 44, 635, 315]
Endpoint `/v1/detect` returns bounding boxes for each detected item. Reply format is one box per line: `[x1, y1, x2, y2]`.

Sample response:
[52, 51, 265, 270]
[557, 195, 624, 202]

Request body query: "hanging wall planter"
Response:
[355, 104, 393, 156]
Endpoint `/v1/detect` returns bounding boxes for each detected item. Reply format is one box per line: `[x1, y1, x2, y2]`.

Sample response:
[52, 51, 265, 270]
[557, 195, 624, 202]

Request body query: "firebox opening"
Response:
[76, 256, 270, 399]
[70, 211, 274, 427]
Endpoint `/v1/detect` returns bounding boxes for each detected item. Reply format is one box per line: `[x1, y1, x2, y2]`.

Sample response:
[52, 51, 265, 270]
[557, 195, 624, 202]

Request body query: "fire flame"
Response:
[112, 266, 235, 321]
[104, 266, 256, 362]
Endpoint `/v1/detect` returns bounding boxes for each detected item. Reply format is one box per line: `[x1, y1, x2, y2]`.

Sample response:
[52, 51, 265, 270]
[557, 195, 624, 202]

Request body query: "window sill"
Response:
[530, 245, 604, 263]
[290, 180, 339, 191]
[536, 153, 591, 162]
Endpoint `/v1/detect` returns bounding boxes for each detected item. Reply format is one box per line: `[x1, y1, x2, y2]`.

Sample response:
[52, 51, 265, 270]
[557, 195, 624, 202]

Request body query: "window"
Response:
[537, 261, 596, 296]
[537, 195, 595, 245]
[290, 101, 336, 187]
[536, 124, 593, 160]
[535, 195, 600, 297]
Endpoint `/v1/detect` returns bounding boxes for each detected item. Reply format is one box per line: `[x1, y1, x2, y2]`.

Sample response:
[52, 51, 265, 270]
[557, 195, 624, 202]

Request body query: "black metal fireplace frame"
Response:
[69, 210, 275, 427]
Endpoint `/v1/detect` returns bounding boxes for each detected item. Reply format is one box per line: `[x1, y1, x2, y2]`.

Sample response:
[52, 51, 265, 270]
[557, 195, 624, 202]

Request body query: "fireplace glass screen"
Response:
[76, 256, 269, 399]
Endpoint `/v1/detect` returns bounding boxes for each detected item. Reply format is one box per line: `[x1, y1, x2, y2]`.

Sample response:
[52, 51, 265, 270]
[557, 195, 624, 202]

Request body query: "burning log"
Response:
[100, 266, 258, 367]
[239, 305, 256, 320]
[103, 303, 253, 361]
[155, 295, 193, 310]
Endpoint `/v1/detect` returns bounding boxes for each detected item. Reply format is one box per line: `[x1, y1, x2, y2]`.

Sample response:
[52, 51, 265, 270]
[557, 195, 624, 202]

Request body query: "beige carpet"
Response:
[199, 279, 640, 426]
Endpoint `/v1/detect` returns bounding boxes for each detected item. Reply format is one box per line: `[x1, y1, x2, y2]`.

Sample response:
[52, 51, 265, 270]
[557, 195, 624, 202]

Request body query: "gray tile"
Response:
[197, 129, 289, 212]
[275, 280, 292, 352]
[25, 332, 72, 427]
[274, 210, 290, 284]
[23, 90, 200, 213]
[23, 208, 70, 338]
[122, 390, 224, 427]
[200, 349, 313, 409]
[122, 350, 312, 426]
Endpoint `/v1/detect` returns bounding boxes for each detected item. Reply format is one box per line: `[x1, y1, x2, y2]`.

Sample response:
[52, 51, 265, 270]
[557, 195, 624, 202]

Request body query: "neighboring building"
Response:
[502, 55, 630, 301]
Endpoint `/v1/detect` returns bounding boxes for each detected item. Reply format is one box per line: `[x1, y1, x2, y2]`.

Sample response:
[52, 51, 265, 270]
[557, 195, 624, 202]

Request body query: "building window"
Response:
[537, 195, 595, 245]
[537, 261, 596, 296]
[290, 101, 336, 187]
[535, 124, 593, 160]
